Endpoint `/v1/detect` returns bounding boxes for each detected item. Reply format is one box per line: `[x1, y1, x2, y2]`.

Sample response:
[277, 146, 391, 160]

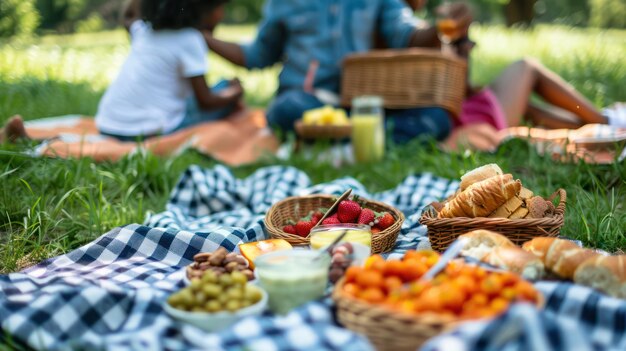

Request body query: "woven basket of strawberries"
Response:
[264, 194, 404, 253]
[332, 251, 544, 351]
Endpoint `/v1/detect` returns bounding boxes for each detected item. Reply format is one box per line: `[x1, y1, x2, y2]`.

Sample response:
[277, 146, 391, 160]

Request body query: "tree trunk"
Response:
[504, 0, 537, 27]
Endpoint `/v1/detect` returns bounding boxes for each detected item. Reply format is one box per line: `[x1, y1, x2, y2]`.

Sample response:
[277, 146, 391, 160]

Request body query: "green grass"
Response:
[1, 25, 625, 273]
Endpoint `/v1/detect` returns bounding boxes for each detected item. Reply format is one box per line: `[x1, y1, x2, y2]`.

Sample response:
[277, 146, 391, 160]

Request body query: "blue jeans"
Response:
[102, 80, 234, 142]
[266, 90, 452, 143]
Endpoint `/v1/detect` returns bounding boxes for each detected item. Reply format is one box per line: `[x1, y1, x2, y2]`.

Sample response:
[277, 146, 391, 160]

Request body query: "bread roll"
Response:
[526, 196, 553, 218]
[438, 174, 522, 218]
[460, 230, 516, 260]
[459, 164, 503, 191]
[574, 255, 626, 298]
[522, 237, 599, 279]
[484, 246, 545, 280]
[488, 196, 523, 218]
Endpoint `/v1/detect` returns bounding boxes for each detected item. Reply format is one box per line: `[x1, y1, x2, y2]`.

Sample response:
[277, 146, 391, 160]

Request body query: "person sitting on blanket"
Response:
[202, 0, 472, 143]
[1, 0, 244, 143]
[394, 0, 626, 152]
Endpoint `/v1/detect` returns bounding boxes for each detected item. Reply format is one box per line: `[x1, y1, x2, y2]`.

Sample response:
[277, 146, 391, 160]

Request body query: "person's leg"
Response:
[386, 107, 452, 144]
[526, 103, 583, 129]
[489, 58, 606, 127]
[266, 90, 324, 132]
[0, 115, 30, 143]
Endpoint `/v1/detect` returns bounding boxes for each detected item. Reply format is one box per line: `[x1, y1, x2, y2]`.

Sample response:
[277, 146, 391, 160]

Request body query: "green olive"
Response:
[219, 274, 233, 287]
[179, 288, 194, 306]
[202, 283, 221, 298]
[191, 306, 205, 313]
[195, 292, 207, 304]
[225, 287, 243, 300]
[205, 300, 222, 312]
[190, 279, 203, 292]
[225, 300, 241, 312]
[230, 271, 247, 285]
[218, 293, 230, 304]
[201, 270, 218, 284]
[244, 287, 262, 303]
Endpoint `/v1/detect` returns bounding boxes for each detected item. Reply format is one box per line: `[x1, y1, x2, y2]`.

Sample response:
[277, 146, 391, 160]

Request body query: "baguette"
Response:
[484, 246, 545, 280]
[438, 174, 522, 218]
[488, 196, 523, 218]
[460, 230, 516, 260]
[522, 237, 599, 279]
[574, 255, 626, 298]
[459, 164, 503, 191]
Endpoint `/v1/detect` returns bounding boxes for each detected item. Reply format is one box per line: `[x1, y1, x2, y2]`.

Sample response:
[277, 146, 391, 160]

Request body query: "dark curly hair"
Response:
[142, 0, 229, 30]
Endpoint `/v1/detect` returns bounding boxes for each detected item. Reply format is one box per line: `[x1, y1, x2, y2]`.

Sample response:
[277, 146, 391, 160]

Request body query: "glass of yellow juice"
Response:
[351, 96, 385, 162]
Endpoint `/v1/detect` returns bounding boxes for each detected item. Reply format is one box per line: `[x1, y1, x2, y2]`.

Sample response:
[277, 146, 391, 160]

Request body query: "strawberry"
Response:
[357, 208, 375, 226]
[371, 227, 382, 235]
[375, 212, 394, 230]
[311, 211, 324, 225]
[283, 224, 297, 234]
[337, 200, 361, 223]
[322, 216, 341, 225]
[295, 220, 314, 237]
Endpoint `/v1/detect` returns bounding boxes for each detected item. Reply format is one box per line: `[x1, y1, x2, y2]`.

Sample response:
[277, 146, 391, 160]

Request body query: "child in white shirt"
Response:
[95, 0, 242, 141]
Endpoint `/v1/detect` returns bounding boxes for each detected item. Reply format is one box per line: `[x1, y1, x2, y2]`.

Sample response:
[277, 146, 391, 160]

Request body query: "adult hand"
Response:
[436, 2, 473, 39]
[227, 78, 244, 101]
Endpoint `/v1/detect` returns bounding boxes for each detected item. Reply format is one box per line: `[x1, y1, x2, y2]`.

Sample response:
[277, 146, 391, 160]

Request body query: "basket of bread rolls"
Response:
[419, 164, 566, 251]
[459, 230, 625, 299]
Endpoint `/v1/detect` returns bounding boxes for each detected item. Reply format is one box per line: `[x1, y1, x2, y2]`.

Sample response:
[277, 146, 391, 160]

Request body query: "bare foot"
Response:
[1, 115, 29, 143]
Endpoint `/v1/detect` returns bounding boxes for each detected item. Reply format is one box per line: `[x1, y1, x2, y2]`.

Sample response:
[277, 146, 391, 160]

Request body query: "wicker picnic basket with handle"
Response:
[341, 48, 467, 116]
[264, 195, 404, 253]
[294, 120, 352, 140]
[420, 189, 567, 252]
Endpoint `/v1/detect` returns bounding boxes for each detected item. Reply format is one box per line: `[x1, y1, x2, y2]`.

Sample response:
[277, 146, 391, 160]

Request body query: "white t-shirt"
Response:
[95, 21, 208, 136]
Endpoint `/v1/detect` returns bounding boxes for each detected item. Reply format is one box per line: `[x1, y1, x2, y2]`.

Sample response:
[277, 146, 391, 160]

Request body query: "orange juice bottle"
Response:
[351, 96, 385, 162]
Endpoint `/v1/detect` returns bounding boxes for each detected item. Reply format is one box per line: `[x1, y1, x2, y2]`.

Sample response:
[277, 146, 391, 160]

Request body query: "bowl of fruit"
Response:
[264, 194, 404, 253]
[295, 105, 352, 140]
[165, 270, 267, 332]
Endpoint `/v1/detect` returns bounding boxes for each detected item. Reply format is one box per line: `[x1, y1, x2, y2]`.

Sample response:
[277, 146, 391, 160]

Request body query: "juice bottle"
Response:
[351, 96, 385, 162]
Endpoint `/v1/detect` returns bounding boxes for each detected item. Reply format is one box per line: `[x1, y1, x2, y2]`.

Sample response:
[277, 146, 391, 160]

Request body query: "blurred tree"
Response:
[503, 0, 536, 26]
[36, 0, 86, 32]
[0, 0, 40, 37]
[223, 0, 263, 24]
[589, 0, 626, 28]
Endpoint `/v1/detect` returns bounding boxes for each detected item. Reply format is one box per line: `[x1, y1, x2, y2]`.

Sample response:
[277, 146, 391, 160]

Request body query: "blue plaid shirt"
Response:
[242, 0, 420, 94]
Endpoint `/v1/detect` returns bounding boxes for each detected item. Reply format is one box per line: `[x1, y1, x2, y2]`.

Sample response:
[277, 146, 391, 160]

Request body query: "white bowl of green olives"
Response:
[165, 270, 268, 332]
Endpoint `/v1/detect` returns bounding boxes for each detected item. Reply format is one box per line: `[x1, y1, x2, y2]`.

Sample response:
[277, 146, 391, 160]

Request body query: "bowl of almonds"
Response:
[185, 247, 254, 284]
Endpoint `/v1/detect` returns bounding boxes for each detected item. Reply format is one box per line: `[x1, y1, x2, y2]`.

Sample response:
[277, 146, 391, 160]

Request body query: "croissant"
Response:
[438, 174, 521, 218]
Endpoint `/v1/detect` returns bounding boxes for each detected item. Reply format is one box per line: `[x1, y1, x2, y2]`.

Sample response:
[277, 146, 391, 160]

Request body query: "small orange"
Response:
[440, 287, 466, 312]
[453, 275, 478, 294]
[499, 272, 520, 287]
[360, 287, 385, 304]
[500, 287, 517, 301]
[480, 275, 504, 296]
[344, 266, 363, 283]
[383, 276, 403, 293]
[383, 260, 405, 277]
[515, 280, 539, 302]
[399, 260, 426, 282]
[420, 287, 443, 312]
[490, 297, 510, 313]
[342, 283, 360, 297]
[469, 293, 489, 307]
[425, 254, 439, 267]
[364, 255, 385, 270]
[356, 270, 384, 288]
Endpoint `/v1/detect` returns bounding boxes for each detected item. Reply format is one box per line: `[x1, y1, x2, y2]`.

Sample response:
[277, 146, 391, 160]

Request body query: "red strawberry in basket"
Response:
[283, 224, 297, 234]
[296, 220, 314, 237]
[337, 200, 361, 223]
[311, 211, 324, 225]
[322, 216, 341, 225]
[357, 208, 375, 226]
[375, 212, 394, 230]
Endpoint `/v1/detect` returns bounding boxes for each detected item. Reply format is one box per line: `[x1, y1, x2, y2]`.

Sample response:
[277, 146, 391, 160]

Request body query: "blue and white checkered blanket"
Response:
[1, 165, 625, 350]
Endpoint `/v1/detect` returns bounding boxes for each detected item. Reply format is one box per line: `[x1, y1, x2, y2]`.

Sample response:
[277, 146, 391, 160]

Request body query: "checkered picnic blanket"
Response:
[2, 165, 625, 350]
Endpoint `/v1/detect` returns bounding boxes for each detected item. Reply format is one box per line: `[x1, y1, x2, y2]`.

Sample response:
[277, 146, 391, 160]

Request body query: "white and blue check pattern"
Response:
[2, 165, 625, 350]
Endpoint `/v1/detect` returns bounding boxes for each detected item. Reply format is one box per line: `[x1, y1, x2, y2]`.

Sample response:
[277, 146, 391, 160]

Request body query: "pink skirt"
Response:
[455, 88, 508, 131]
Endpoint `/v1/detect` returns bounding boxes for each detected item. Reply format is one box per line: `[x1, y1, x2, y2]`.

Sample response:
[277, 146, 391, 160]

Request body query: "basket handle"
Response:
[548, 189, 567, 216]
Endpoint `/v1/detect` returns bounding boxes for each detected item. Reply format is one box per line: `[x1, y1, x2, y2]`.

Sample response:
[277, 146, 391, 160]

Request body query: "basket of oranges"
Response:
[332, 251, 543, 351]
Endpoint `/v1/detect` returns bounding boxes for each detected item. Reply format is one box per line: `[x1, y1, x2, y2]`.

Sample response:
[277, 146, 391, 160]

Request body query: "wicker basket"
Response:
[333, 278, 545, 351]
[420, 189, 567, 252]
[341, 48, 467, 116]
[294, 120, 352, 140]
[333, 279, 461, 351]
[264, 195, 404, 253]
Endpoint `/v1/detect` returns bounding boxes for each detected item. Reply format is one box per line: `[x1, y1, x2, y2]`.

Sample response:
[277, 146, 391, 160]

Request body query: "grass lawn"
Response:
[0, 25, 625, 273]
